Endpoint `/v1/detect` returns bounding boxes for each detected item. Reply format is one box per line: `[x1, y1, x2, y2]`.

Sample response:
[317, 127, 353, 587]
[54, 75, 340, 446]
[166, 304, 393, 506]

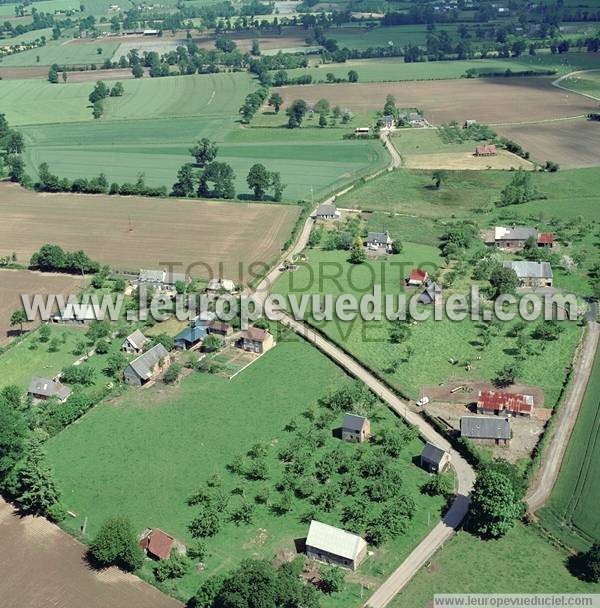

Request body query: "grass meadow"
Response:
[272, 53, 600, 84]
[389, 523, 600, 607]
[46, 335, 445, 604]
[540, 345, 600, 550]
[274, 249, 582, 404]
[0, 72, 388, 200]
[560, 69, 600, 99]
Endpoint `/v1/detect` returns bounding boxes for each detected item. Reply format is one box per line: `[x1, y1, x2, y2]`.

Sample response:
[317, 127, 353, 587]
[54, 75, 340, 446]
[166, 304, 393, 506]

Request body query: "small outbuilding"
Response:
[420, 442, 451, 473]
[124, 343, 170, 386]
[460, 415, 511, 446]
[121, 329, 149, 354]
[305, 520, 367, 570]
[341, 413, 371, 443]
[477, 390, 534, 417]
[239, 327, 274, 354]
[27, 377, 71, 403]
[206, 320, 233, 337]
[139, 528, 183, 561]
[537, 232, 555, 248]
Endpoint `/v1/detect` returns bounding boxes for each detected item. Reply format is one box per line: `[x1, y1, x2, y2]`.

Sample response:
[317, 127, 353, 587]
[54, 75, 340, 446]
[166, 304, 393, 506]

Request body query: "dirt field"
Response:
[0, 183, 300, 282]
[0, 66, 50, 79]
[192, 28, 314, 53]
[0, 498, 182, 608]
[497, 117, 600, 168]
[279, 77, 598, 125]
[403, 149, 534, 170]
[0, 269, 84, 345]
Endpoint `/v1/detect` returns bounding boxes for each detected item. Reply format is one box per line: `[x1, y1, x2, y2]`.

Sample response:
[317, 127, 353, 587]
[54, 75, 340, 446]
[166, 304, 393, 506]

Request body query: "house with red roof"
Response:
[475, 144, 497, 157]
[406, 268, 429, 287]
[537, 233, 555, 248]
[476, 390, 534, 417]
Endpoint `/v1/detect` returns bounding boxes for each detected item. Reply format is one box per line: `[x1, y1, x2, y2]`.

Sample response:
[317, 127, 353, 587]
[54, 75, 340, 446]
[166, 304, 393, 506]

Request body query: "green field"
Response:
[540, 344, 600, 550]
[0, 0, 80, 16]
[560, 69, 600, 100]
[46, 335, 445, 604]
[273, 53, 600, 84]
[0, 73, 387, 199]
[0, 37, 119, 67]
[389, 523, 600, 607]
[275, 249, 582, 403]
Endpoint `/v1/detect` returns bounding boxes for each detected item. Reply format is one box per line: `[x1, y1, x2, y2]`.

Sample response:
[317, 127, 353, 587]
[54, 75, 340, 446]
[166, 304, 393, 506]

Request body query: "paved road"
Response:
[527, 321, 600, 512]
[0, 499, 182, 608]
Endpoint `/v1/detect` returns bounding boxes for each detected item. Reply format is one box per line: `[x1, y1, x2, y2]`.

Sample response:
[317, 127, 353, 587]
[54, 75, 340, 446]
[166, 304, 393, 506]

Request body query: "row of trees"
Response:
[30, 243, 100, 274]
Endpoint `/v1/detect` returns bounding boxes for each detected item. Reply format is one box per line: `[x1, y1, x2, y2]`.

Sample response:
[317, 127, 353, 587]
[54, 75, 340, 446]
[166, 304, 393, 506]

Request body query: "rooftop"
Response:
[27, 377, 71, 400]
[460, 416, 511, 440]
[421, 442, 447, 465]
[306, 520, 367, 561]
[342, 413, 368, 432]
[494, 226, 537, 241]
[478, 390, 534, 415]
[127, 343, 169, 380]
[503, 260, 553, 279]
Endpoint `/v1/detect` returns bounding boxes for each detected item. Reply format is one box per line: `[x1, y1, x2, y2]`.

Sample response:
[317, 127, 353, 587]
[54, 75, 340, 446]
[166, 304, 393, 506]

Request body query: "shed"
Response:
[460, 415, 511, 445]
[174, 325, 206, 350]
[206, 320, 233, 336]
[420, 442, 451, 473]
[121, 329, 148, 354]
[27, 377, 71, 403]
[537, 233, 555, 248]
[477, 390, 534, 417]
[139, 528, 175, 561]
[341, 413, 371, 443]
[124, 343, 170, 386]
[305, 520, 367, 570]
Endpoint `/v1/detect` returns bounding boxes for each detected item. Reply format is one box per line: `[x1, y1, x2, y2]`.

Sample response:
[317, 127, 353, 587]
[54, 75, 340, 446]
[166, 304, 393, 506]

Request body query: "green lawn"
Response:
[540, 342, 600, 550]
[0, 0, 80, 16]
[275, 249, 582, 404]
[389, 523, 600, 607]
[46, 335, 445, 604]
[272, 53, 600, 84]
[393, 129, 479, 156]
[0, 325, 88, 389]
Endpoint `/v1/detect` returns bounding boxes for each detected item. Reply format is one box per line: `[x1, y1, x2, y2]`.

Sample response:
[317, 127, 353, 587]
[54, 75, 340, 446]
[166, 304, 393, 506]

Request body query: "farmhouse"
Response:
[366, 231, 393, 253]
[207, 278, 236, 293]
[502, 261, 553, 288]
[407, 268, 429, 287]
[491, 226, 538, 250]
[475, 144, 497, 157]
[418, 282, 442, 305]
[305, 520, 367, 570]
[420, 442, 451, 473]
[477, 390, 534, 417]
[52, 302, 103, 324]
[139, 528, 183, 561]
[460, 416, 511, 446]
[174, 324, 206, 350]
[315, 203, 341, 221]
[121, 329, 148, 354]
[341, 413, 371, 443]
[124, 343, 170, 386]
[206, 320, 233, 337]
[239, 327, 274, 354]
[27, 377, 71, 403]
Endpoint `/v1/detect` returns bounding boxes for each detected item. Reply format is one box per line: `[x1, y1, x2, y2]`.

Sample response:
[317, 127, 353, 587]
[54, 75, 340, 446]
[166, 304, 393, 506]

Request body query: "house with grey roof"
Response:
[27, 377, 71, 403]
[502, 261, 553, 288]
[138, 269, 189, 292]
[121, 329, 149, 354]
[460, 416, 511, 446]
[491, 226, 538, 250]
[418, 282, 442, 305]
[366, 231, 393, 253]
[315, 203, 341, 221]
[420, 442, 451, 473]
[341, 413, 371, 443]
[305, 520, 367, 570]
[124, 343, 171, 386]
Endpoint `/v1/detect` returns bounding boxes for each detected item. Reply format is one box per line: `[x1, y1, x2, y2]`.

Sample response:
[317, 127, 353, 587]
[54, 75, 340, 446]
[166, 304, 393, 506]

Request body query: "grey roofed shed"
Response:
[27, 377, 71, 401]
[124, 329, 148, 351]
[342, 413, 367, 432]
[502, 261, 553, 279]
[421, 442, 446, 466]
[460, 416, 511, 440]
[127, 343, 169, 381]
